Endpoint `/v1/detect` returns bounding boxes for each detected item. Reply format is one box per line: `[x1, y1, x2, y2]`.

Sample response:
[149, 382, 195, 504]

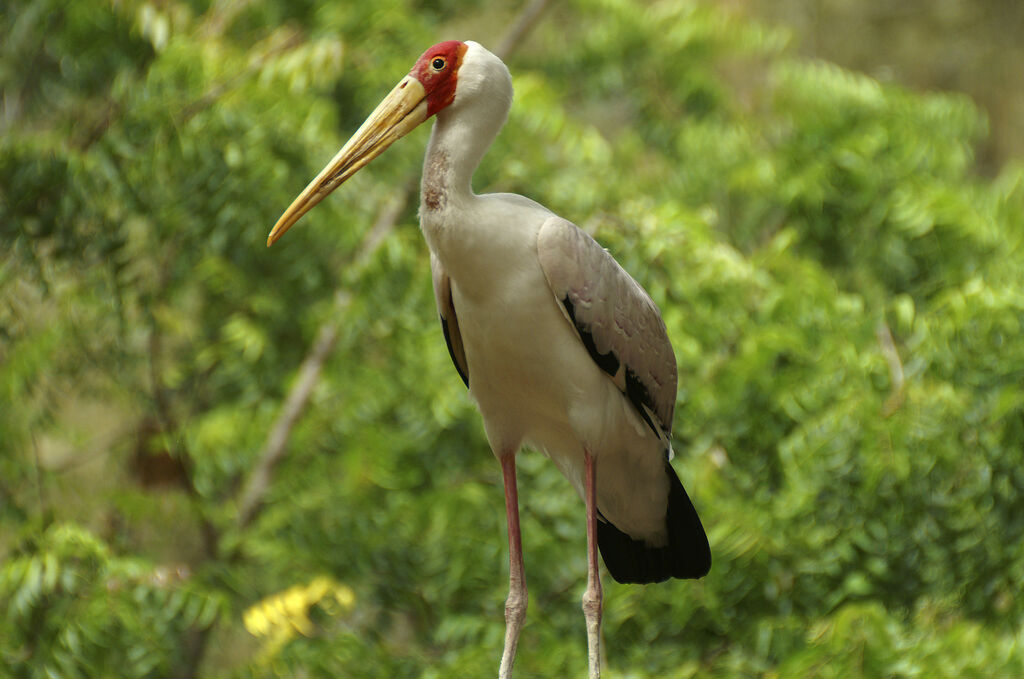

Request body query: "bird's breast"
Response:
[448, 252, 605, 447]
[423, 194, 614, 450]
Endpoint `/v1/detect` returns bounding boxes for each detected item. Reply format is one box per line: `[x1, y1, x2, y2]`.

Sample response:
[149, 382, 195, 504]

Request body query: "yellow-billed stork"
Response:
[267, 40, 711, 679]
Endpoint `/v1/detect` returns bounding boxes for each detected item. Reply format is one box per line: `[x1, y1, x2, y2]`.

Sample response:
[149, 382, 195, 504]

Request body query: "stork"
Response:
[267, 40, 711, 678]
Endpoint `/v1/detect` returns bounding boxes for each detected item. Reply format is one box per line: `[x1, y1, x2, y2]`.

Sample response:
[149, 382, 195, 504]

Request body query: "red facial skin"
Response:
[410, 41, 468, 116]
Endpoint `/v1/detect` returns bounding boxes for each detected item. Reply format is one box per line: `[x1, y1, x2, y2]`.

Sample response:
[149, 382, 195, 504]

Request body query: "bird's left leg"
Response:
[582, 449, 603, 679]
[499, 453, 527, 679]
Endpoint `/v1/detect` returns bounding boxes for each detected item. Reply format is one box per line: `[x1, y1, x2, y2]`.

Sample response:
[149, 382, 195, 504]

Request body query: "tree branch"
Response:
[236, 186, 411, 529]
[178, 29, 305, 125]
[235, 317, 339, 529]
[495, 0, 555, 61]
[876, 321, 905, 416]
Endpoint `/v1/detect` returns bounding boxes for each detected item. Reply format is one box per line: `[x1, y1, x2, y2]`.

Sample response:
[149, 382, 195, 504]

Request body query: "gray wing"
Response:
[537, 217, 677, 437]
[430, 252, 469, 387]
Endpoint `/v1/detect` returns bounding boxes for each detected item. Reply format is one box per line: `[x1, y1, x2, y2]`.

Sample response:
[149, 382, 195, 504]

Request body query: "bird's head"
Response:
[411, 40, 469, 117]
[267, 40, 479, 246]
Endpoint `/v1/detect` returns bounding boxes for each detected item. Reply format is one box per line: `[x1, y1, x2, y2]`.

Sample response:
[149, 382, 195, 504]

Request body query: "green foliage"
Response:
[2, 0, 1022, 677]
[0, 523, 224, 678]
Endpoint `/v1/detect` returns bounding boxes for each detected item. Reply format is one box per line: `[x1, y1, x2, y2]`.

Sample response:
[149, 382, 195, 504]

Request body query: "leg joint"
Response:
[505, 588, 528, 625]
[581, 585, 602, 618]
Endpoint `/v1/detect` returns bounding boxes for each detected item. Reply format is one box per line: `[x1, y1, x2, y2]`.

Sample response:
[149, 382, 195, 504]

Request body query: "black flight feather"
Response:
[596, 460, 711, 584]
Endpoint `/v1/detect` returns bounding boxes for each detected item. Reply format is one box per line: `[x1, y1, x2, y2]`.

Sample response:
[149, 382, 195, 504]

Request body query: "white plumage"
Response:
[422, 40, 699, 551]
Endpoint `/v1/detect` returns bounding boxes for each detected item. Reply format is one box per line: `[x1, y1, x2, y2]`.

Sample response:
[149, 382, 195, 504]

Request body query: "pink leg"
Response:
[582, 449, 603, 678]
[499, 454, 527, 679]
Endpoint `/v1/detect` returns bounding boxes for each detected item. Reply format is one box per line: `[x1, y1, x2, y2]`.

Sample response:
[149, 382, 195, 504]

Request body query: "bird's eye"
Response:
[431, 57, 446, 71]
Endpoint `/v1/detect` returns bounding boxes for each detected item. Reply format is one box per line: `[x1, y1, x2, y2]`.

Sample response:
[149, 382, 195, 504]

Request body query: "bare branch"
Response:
[179, 30, 304, 125]
[198, 0, 259, 39]
[876, 321, 906, 416]
[236, 317, 340, 528]
[350, 179, 417, 274]
[495, 0, 555, 61]
[236, 187, 411, 529]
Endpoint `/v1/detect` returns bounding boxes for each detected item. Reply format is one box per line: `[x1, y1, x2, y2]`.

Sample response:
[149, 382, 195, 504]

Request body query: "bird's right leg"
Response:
[582, 449, 603, 679]
[499, 453, 527, 679]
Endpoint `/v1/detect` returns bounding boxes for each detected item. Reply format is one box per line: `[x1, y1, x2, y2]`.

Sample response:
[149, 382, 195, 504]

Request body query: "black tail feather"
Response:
[596, 461, 711, 584]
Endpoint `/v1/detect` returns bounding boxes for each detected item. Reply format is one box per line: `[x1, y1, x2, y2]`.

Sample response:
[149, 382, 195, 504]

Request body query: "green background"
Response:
[2, 0, 1022, 677]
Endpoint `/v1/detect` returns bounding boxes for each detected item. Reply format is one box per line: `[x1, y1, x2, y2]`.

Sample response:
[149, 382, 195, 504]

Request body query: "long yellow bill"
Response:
[267, 76, 429, 246]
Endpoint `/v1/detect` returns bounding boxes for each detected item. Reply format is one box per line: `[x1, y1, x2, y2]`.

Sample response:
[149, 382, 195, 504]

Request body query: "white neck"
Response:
[419, 41, 513, 216]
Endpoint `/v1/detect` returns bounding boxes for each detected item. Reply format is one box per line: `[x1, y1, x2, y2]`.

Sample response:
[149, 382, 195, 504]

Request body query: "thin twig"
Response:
[179, 30, 305, 125]
[236, 317, 341, 528]
[350, 180, 417, 274]
[876, 321, 905, 416]
[198, 0, 258, 39]
[30, 431, 47, 517]
[75, 21, 304, 151]
[495, 0, 555, 61]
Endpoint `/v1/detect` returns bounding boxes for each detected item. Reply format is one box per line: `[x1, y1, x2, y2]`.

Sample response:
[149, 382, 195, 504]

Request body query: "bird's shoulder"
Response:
[476, 192, 554, 222]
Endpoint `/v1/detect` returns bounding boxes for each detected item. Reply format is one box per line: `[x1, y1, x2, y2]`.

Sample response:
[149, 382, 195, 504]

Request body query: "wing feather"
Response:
[537, 217, 676, 436]
[430, 253, 469, 387]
